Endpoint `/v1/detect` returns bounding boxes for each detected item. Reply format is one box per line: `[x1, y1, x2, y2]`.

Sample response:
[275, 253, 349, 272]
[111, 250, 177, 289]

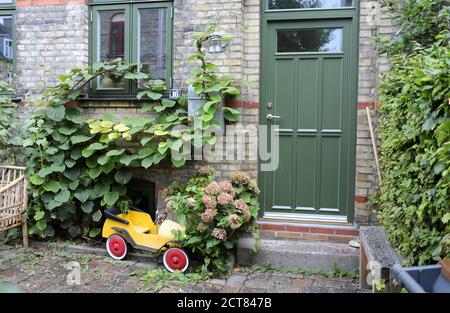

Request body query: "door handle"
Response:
[267, 114, 282, 120]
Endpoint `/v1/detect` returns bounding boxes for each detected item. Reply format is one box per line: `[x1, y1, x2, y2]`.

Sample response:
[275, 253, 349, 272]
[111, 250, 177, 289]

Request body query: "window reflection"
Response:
[98, 10, 126, 89]
[0, 15, 13, 84]
[277, 28, 343, 53]
[269, 0, 353, 10]
[138, 8, 167, 81]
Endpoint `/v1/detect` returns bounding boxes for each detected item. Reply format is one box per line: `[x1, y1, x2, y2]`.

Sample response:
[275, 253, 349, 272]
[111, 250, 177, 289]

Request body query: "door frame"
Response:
[259, 1, 360, 223]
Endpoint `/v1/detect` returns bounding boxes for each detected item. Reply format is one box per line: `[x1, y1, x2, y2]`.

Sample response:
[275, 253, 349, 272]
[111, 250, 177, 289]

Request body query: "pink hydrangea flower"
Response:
[186, 197, 196, 207]
[205, 181, 221, 195]
[227, 214, 241, 230]
[198, 166, 214, 177]
[202, 195, 217, 210]
[217, 192, 233, 205]
[212, 228, 227, 241]
[201, 208, 217, 223]
[248, 179, 260, 195]
[218, 180, 235, 195]
[233, 199, 248, 212]
[242, 208, 252, 222]
[230, 171, 251, 185]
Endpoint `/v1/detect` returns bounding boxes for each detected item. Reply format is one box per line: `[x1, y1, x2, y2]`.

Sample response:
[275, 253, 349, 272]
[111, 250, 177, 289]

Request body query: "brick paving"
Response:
[0, 244, 364, 293]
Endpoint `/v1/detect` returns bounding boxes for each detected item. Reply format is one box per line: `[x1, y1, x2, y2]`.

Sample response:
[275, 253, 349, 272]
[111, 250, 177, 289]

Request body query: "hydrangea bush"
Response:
[164, 166, 260, 272]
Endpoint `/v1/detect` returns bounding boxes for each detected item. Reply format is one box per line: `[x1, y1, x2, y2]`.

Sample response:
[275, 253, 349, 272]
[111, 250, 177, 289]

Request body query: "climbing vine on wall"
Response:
[24, 24, 241, 238]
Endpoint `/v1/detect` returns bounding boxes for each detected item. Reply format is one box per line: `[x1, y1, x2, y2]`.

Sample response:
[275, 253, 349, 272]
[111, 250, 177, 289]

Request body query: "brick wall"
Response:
[15, 0, 89, 98]
[355, 1, 398, 224]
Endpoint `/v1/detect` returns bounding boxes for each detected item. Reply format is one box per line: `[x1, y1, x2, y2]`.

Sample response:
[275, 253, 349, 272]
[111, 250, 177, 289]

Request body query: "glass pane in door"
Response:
[277, 28, 343, 53]
[269, 0, 353, 10]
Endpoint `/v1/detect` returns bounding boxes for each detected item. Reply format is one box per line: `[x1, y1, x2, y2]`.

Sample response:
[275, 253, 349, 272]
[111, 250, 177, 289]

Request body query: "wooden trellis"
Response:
[0, 165, 29, 248]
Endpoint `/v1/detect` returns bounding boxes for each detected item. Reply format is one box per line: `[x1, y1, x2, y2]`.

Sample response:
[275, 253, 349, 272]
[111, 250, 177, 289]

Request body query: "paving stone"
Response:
[0, 244, 363, 293]
[226, 274, 247, 286]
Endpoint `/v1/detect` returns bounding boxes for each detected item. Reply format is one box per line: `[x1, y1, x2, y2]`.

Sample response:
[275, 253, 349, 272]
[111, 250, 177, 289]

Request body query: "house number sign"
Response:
[169, 89, 182, 99]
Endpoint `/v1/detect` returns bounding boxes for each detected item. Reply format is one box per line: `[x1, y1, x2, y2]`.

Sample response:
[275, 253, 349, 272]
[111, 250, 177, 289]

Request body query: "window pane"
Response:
[138, 8, 167, 81]
[269, 0, 353, 10]
[0, 0, 13, 4]
[277, 28, 343, 53]
[0, 15, 13, 84]
[98, 10, 126, 89]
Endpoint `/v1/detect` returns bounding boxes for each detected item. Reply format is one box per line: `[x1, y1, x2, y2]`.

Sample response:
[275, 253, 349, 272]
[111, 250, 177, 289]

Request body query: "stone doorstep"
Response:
[237, 237, 360, 272]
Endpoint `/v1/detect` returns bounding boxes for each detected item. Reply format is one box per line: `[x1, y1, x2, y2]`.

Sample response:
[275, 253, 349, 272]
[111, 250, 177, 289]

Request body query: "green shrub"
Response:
[165, 166, 260, 273]
[0, 81, 22, 164]
[377, 1, 450, 265]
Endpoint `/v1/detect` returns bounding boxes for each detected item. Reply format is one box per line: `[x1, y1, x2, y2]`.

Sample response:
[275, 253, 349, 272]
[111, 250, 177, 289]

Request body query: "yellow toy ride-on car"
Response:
[102, 206, 189, 273]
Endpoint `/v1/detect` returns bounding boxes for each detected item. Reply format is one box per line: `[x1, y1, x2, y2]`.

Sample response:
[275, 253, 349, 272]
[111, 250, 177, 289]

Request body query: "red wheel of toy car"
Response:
[106, 235, 127, 260]
[163, 248, 189, 272]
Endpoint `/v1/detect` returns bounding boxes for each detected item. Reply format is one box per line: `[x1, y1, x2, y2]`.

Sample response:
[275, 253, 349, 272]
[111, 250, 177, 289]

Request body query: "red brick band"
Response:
[229, 101, 260, 109]
[17, 0, 86, 7]
[357, 102, 380, 110]
[260, 224, 359, 237]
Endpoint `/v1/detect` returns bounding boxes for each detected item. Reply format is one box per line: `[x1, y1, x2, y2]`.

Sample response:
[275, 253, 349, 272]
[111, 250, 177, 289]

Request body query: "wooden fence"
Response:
[0, 165, 29, 247]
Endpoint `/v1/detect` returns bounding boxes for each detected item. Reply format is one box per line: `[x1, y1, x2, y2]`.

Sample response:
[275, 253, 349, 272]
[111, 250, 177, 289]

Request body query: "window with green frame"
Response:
[90, 0, 173, 97]
[0, 0, 15, 87]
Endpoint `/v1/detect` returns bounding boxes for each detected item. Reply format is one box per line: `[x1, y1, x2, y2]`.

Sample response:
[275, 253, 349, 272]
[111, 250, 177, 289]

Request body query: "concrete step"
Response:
[237, 238, 359, 272]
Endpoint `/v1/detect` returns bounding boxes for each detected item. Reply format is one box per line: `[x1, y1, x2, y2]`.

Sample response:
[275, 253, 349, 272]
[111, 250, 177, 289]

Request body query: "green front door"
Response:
[260, 18, 357, 222]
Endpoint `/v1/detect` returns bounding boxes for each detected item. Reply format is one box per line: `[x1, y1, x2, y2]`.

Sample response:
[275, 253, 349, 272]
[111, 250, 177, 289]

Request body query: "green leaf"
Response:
[97, 154, 110, 166]
[171, 156, 186, 168]
[104, 191, 120, 207]
[64, 166, 81, 181]
[148, 91, 163, 100]
[30, 174, 46, 185]
[141, 157, 154, 169]
[120, 154, 139, 166]
[91, 210, 103, 222]
[106, 149, 126, 157]
[42, 181, 62, 193]
[68, 225, 81, 237]
[58, 126, 78, 136]
[206, 238, 220, 249]
[162, 99, 176, 108]
[114, 169, 133, 185]
[34, 211, 45, 221]
[88, 228, 102, 238]
[87, 167, 103, 179]
[46, 106, 65, 122]
[36, 220, 47, 232]
[223, 107, 240, 122]
[54, 190, 70, 203]
[87, 143, 107, 151]
[71, 135, 92, 145]
[443, 213, 450, 224]
[81, 201, 94, 214]
[186, 236, 203, 245]
[75, 189, 90, 203]
[138, 147, 155, 158]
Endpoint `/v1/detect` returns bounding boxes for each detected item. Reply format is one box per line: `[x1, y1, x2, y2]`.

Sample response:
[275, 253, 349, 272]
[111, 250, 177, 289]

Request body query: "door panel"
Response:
[261, 18, 356, 220]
